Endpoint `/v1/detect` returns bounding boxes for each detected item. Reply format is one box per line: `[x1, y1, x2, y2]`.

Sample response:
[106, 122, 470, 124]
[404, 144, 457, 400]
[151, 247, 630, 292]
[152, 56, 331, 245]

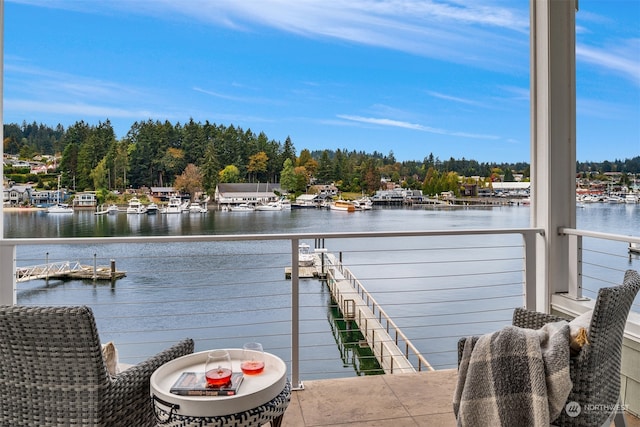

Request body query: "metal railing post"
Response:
[0, 244, 17, 305]
[290, 238, 303, 390]
[567, 234, 583, 299]
[523, 230, 538, 311]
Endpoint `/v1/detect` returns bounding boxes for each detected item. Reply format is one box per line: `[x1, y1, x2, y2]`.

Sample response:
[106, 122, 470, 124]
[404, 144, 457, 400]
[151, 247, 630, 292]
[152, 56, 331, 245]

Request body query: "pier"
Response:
[288, 249, 432, 374]
[16, 260, 126, 282]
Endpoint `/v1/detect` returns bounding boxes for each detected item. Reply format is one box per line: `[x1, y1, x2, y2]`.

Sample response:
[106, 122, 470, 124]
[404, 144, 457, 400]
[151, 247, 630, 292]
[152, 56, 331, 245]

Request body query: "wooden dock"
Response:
[287, 247, 431, 374]
[16, 260, 126, 282]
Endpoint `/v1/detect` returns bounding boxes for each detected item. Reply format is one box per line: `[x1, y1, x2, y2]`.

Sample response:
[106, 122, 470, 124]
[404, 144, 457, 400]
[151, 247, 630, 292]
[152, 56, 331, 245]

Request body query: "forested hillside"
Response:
[3, 120, 639, 197]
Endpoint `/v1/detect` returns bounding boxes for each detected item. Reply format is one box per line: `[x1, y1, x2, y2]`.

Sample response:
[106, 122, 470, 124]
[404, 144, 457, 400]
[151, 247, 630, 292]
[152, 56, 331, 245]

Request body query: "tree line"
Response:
[3, 120, 640, 198]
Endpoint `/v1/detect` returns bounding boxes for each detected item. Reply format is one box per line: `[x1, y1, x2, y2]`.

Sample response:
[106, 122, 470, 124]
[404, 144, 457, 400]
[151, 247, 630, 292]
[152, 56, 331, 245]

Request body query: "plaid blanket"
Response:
[453, 321, 572, 427]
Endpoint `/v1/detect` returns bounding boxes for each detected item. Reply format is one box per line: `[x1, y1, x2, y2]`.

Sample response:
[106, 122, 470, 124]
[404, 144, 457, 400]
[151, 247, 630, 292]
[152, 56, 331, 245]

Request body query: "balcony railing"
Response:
[1, 227, 639, 390]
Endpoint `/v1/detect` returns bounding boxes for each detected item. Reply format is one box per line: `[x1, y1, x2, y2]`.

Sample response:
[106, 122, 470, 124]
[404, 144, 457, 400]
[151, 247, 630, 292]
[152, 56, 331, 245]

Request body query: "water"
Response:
[4, 203, 639, 376]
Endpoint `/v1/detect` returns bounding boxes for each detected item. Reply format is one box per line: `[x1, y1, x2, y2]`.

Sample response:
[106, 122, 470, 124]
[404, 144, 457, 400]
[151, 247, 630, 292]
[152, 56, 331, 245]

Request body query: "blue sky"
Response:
[3, 0, 639, 163]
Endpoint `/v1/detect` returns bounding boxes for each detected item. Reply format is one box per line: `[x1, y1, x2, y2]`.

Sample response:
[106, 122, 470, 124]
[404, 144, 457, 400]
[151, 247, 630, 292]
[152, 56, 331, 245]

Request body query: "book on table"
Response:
[170, 371, 244, 396]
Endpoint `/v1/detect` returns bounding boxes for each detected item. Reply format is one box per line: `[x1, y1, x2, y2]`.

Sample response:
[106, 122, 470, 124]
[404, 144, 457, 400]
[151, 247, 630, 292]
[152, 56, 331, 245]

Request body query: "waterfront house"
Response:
[215, 183, 282, 207]
[4, 185, 32, 206]
[149, 186, 176, 201]
[73, 191, 97, 210]
[30, 189, 55, 206]
[309, 184, 338, 198]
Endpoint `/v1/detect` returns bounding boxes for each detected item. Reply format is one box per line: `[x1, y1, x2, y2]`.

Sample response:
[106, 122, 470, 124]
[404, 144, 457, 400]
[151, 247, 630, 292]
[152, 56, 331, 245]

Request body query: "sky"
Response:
[3, 0, 639, 164]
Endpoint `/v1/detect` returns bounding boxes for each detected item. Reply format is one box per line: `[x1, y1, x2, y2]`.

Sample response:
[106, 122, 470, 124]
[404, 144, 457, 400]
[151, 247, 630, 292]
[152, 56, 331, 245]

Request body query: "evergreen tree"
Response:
[279, 158, 297, 193]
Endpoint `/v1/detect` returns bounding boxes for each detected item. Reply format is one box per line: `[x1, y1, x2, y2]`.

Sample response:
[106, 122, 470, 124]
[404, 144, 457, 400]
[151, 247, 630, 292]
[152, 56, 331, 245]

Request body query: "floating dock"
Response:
[287, 247, 432, 374]
[16, 260, 126, 282]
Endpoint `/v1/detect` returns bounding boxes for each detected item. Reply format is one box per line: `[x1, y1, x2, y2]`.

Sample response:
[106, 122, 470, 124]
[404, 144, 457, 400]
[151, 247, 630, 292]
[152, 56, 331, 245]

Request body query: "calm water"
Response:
[4, 203, 639, 376]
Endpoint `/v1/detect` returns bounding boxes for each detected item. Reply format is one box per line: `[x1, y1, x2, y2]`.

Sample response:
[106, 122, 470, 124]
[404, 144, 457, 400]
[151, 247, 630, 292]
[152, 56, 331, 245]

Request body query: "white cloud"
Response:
[8, 0, 529, 71]
[427, 91, 486, 107]
[192, 87, 285, 106]
[577, 41, 640, 86]
[4, 99, 162, 119]
[337, 114, 499, 139]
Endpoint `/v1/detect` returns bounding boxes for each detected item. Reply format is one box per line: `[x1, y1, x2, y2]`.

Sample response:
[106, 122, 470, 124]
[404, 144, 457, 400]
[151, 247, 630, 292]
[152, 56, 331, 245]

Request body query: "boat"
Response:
[95, 204, 119, 215]
[298, 243, 315, 267]
[230, 203, 255, 212]
[625, 194, 639, 204]
[188, 202, 207, 213]
[630, 242, 640, 254]
[605, 195, 625, 204]
[329, 200, 356, 212]
[126, 197, 147, 214]
[353, 197, 373, 210]
[47, 203, 74, 214]
[162, 196, 183, 214]
[146, 202, 159, 215]
[280, 199, 291, 210]
[47, 176, 74, 214]
[255, 201, 283, 211]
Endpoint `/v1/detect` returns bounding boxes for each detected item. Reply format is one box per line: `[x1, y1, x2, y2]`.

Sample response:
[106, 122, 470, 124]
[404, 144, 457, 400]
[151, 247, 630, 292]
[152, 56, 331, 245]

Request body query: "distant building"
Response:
[4, 185, 33, 206]
[149, 187, 177, 200]
[215, 183, 282, 206]
[309, 184, 338, 199]
[73, 191, 97, 209]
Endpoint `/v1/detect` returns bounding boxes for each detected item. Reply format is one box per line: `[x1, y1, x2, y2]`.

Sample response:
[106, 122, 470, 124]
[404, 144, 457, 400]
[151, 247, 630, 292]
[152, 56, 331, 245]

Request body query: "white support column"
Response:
[0, 245, 16, 305]
[530, 0, 578, 312]
[0, 1, 12, 306]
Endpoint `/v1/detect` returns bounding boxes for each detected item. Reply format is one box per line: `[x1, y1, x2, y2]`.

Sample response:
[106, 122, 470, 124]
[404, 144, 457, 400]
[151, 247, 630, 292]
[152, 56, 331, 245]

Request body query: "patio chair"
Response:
[457, 269, 640, 427]
[0, 305, 194, 427]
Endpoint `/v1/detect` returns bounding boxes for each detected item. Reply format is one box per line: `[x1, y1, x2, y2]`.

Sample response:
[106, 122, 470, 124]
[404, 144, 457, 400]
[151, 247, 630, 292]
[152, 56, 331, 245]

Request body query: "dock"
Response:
[16, 260, 126, 282]
[287, 248, 432, 374]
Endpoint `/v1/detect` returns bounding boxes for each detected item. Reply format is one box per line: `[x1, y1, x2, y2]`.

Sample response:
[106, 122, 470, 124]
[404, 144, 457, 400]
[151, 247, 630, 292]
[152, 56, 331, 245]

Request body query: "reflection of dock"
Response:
[16, 260, 126, 282]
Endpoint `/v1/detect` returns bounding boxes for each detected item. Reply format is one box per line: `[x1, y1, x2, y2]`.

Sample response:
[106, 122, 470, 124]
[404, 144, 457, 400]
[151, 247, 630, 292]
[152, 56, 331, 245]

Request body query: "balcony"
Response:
[1, 0, 639, 425]
[1, 228, 639, 424]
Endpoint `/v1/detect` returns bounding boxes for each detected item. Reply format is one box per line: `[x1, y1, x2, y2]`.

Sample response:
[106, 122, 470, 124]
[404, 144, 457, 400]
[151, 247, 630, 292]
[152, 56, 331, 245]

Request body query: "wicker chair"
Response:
[457, 269, 640, 427]
[0, 305, 194, 427]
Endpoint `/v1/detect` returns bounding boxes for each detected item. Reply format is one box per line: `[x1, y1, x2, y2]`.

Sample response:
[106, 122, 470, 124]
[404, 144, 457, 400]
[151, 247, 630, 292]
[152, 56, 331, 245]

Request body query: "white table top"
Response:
[150, 349, 287, 417]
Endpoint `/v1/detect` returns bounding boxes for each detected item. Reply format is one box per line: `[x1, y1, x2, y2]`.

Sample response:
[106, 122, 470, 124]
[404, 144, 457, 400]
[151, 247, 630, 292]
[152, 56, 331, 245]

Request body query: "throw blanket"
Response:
[453, 321, 572, 427]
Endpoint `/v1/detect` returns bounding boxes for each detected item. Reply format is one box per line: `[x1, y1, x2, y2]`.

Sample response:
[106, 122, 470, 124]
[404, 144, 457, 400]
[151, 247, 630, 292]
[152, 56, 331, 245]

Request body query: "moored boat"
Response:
[146, 202, 159, 215]
[298, 243, 315, 267]
[126, 197, 147, 214]
[47, 175, 73, 214]
[255, 201, 283, 211]
[329, 199, 356, 212]
[188, 202, 207, 213]
[162, 196, 183, 214]
[47, 203, 74, 214]
[230, 203, 255, 212]
[353, 197, 373, 210]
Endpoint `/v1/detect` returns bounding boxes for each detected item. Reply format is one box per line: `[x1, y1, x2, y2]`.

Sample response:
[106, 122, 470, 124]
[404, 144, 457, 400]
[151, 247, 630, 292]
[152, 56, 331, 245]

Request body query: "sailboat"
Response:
[47, 176, 74, 214]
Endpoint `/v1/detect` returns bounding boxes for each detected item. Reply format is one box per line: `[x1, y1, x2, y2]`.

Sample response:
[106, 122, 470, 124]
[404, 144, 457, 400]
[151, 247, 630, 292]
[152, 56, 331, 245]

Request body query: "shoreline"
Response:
[2, 207, 47, 212]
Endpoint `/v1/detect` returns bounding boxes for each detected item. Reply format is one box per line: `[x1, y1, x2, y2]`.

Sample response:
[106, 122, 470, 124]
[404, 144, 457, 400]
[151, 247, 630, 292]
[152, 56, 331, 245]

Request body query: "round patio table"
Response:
[151, 349, 290, 427]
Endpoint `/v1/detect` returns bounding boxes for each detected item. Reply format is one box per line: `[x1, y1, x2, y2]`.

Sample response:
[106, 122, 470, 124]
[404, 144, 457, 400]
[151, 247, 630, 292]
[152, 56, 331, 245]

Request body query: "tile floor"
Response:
[280, 369, 640, 427]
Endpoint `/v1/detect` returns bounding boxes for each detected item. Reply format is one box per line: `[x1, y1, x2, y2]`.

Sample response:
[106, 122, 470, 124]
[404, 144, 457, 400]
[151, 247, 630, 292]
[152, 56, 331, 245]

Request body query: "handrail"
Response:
[327, 255, 434, 372]
[559, 227, 640, 244]
[0, 227, 544, 247]
[558, 227, 640, 300]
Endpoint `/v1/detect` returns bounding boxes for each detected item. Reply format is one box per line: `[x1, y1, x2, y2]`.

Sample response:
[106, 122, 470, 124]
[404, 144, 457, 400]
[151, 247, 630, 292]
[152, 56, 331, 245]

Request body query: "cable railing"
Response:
[3, 227, 639, 386]
[559, 227, 640, 316]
